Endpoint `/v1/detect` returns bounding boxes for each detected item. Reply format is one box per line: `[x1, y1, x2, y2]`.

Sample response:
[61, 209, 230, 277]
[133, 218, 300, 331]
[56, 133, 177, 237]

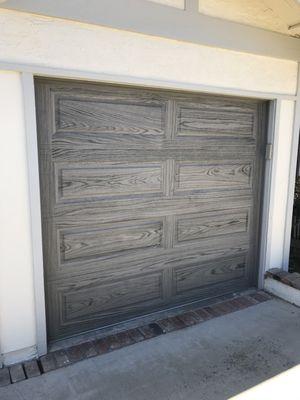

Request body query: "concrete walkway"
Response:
[1, 297, 300, 400]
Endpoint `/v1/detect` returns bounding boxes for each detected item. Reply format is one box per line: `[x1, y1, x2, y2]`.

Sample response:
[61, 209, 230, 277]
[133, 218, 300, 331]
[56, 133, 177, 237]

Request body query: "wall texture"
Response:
[198, 0, 300, 37]
[0, 9, 298, 364]
[0, 9, 297, 95]
[0, 71, 36, 365]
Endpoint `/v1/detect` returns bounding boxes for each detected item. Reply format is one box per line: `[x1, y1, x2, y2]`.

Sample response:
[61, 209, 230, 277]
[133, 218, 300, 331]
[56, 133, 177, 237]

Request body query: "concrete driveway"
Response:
[1, 297, 300, 400]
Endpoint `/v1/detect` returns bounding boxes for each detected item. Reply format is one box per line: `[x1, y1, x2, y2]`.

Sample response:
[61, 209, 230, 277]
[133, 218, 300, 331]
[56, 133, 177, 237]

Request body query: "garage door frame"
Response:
[21, 70, 292, 356]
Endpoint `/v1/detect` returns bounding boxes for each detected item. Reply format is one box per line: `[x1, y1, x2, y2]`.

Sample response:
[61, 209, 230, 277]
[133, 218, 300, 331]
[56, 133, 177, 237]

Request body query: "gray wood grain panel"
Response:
[51, 230, 250, 279]
[176, 209, 248, 244]
[55, 97, 165, 136]
[60, 219, 163, 263]
[176, 103, 255, 137]
[52, 196, 252, 223]
[35, 78, 267, 341]
[57, 162, 163, 201]
[175, 255, 246, 295]
[49, 274, 249, 339]
[51, 146, 257, 162]
[176, 162, 252, 192]
[63, 271, 163, 323]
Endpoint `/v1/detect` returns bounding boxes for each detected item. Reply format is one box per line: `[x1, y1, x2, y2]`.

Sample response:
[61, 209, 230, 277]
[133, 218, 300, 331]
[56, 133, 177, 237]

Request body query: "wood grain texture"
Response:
[176, 162, 252, 192]
[60, 219, 163, 263]
[35, 78, 267, 341]
[54, 94, 166, 136]
[57, 162, 163, 201]
[176, 103, 255, 137]
[175, 255, 246, 295]
[176, 210, 248, 244]
[63, 272, 163, 323]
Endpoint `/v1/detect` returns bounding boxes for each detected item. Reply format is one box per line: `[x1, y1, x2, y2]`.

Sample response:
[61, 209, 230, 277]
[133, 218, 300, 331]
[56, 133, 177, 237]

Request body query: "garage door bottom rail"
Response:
[0, 290, 272, 387]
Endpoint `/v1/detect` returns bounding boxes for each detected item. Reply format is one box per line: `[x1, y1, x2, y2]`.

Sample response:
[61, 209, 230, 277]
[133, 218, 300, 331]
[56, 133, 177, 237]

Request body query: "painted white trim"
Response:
[263, 100, 282, 274]
[258, 100, 277, 288]
[0, 61, 297, 102]
[282, 63, 300, 270]
[21, 72, 47, 356]
[264, 278, 300, 307]
[266, 99, 296, 270]
[258, 98, 298, 276]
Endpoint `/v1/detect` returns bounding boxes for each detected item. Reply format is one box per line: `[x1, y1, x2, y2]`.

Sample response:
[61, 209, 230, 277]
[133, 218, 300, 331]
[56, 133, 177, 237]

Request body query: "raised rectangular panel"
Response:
[54, 95, 165, 135]
[61, 272, 164, 323]
[59, 219, 163, 263]
[57, 162, 163, 201]
[176, 103, 255, 137]
[176, 209, 249, 244]
[175, 256, 246, 295]
[175, 162, 252, 192]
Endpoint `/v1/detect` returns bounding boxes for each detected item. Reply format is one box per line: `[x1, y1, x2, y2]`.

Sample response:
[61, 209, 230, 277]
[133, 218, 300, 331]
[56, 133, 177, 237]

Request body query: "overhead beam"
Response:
[0, 0, 300, 60]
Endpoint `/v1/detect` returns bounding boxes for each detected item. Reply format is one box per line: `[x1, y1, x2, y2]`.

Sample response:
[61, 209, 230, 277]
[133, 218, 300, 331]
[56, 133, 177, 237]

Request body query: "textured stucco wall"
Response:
[0, 71, 36, 366]
[0, 9, 297, 95]
[0, 9, 297, 364]
[198, 0, 300, 37]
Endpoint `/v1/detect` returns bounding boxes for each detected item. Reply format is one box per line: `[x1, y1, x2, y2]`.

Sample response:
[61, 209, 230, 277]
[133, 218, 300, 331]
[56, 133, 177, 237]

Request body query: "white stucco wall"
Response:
[0, 71, 36, 365]
[0, 9, 297, 95]
[0, 9, 298, 364]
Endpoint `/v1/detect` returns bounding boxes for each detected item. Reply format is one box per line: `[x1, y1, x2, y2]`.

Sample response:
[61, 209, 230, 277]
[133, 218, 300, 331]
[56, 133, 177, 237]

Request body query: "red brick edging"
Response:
[265, 268, 300, 290]
[0, 290, 272, 387]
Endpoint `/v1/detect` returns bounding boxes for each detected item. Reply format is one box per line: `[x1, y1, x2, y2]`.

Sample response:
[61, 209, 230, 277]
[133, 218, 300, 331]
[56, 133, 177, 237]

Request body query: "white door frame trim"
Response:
[21, 72, 47, 356]
[257, 99, 278, 288]
[19, 63, 299, 356]
[283, 64, 300, 270]
[3, 61, 297, 101]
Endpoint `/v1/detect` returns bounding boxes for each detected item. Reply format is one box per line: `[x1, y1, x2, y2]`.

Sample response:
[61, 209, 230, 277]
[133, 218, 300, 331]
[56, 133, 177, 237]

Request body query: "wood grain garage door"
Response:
[35, 78, 267, 341]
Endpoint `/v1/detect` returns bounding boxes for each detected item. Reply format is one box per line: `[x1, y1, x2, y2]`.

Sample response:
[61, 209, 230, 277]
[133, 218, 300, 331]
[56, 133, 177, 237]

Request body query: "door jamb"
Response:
[257, 100, 278, 288]
[283, 64, 300, 270]
[21, 72, 47, 356]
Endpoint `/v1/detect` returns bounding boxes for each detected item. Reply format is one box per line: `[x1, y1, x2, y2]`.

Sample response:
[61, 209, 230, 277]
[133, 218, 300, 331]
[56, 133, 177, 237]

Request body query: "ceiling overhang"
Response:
[198, 0, 300, 38]
[0, 0, 300, 61]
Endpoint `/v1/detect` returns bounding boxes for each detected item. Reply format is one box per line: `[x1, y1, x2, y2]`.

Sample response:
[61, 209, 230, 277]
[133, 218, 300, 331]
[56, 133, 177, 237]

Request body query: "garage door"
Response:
[35, 78, 267, 341]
